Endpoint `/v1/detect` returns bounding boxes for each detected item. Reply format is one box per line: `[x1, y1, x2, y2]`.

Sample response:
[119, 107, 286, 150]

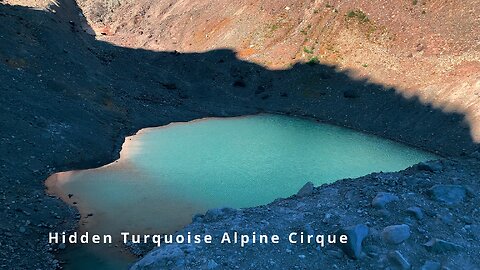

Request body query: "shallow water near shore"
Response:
[46, 114, 437, 269]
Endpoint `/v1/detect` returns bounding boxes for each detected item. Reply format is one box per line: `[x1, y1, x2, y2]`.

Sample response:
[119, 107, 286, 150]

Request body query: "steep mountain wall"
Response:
[77, 0, 480, 142]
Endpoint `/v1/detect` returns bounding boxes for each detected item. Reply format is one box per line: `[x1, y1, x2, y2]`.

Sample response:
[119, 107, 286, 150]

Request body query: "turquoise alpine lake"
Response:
[46, 114, 437, 269]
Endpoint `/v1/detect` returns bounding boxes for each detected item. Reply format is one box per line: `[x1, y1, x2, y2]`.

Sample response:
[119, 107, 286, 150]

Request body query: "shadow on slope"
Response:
[0, 1, 476, 166]
[0, 1, 479, 269]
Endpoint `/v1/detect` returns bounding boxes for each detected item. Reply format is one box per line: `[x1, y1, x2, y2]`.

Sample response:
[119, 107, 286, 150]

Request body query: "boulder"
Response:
[382, 224, 410, 245]
[372, 192, 399, 209]
[415, 161, 443, 172]
[297, 182, 314, 197]
[405, 206, 424, 220]
[423, 238, 462, 253]
[428, 185, 466, 205]
[335, 224, 369, 259]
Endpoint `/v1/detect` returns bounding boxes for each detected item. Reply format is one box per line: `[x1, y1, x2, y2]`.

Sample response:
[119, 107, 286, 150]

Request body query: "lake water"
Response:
[45, 114, 437, 269]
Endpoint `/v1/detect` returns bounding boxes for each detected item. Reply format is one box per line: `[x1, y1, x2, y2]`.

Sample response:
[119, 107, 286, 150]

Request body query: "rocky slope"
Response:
[77, 0, 480, 141]
[131, 159, 480, 270]
[0, 0, 478, 269]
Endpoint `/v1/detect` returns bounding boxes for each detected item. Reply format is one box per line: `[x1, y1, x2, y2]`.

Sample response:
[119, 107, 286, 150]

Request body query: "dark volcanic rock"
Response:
[405, 206, 424, 220]
[423, 238, 462, 253]
[372, 192, 399, 209]
[296, 181, 314, 197]
[428, 185, 466, 204]
[382, 224, 411, 245]
[388, 250, 411, 270]
[335, 224, 369, 259]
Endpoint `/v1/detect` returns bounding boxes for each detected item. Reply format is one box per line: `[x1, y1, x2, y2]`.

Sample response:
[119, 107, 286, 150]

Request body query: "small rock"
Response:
[335, 224, 369, 259]
[439, 213, 454, 225]
[58, 243, 66, 250]
[372, 192, 399, 209]
[207, 259, 218, 269]
[388, 250, 411, 269]
[382, 224, 410, 245]
[428, 185, 466, 205]
[19, 226, 26, 233]
[406, 206, 424, 220]
[416, 43, 425, 52]
[420, 260, 441, 270]
[423, 238, 462, 253]
[297, 182, 314, 197]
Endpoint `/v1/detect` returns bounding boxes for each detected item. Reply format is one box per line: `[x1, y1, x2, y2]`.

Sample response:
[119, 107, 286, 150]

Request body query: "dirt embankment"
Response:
[0, 0, 478, 269]
[78, 0, 480, 142]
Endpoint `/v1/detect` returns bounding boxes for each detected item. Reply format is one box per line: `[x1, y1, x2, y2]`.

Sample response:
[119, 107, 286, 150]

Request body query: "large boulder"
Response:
[382, 224, 411, 245]
[335, 224, 369, 259]
[428, 185, 466, 205]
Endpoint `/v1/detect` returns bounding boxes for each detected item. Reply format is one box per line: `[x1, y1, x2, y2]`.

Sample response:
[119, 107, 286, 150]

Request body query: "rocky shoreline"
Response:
[131, 158, 480, 270]
[0, 2, 479, 270]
